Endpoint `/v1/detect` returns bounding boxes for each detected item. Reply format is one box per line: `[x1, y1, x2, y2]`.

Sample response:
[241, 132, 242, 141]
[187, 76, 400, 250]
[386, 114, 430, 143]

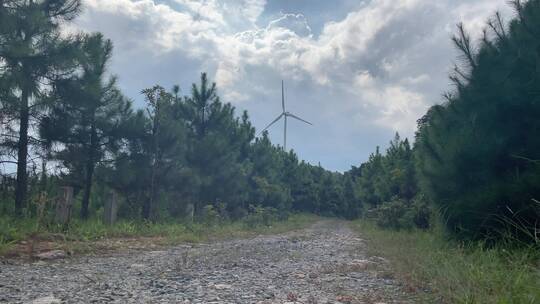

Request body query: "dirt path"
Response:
[0, 220, 415, 303]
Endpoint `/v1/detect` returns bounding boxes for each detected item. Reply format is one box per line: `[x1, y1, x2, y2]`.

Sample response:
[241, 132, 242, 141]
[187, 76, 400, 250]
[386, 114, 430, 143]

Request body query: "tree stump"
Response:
[103, 190, 118, 225]
[55, 187, 73, 225]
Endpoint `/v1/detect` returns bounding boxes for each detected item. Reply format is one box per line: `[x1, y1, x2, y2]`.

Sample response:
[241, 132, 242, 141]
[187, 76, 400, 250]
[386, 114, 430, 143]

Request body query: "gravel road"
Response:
[0, 220, 416, 303]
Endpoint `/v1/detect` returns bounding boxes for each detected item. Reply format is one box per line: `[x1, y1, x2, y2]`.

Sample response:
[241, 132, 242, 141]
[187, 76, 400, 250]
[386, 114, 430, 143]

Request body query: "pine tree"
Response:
[182, 73, 254, 215]
[140, 85, 186, 220]
[0, 0, 81, 216]
[40, 33, 131, 219]
[415, 0, 540, 239]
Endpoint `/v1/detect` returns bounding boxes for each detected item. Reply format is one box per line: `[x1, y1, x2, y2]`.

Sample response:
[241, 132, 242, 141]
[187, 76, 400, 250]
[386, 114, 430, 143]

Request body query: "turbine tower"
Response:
[260, 80, 312, 151]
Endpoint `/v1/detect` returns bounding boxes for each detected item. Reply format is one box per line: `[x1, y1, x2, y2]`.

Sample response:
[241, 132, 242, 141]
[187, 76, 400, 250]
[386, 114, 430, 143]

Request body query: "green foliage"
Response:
[0, 213, 318, 255]
[351, 133, 417, 207]
[349, 133, 422, 229]
[201, 205, 221, 226]
[410, 194, 432, 230]
[374, 196, 432, 231]
[375, 199, 414, 230]
[0, 0, 82, 215]
[181, 74, 255, 216]
[1, 68, 361, 225]
[352, 220, 540, 303]
[40, 33, 132, 219]
[415, 0, 540, 240]
[243, 205, 282, 228]
[0, 1, 363, 224]
[493, 199, 540, 246]
[0, 217, 37, 250]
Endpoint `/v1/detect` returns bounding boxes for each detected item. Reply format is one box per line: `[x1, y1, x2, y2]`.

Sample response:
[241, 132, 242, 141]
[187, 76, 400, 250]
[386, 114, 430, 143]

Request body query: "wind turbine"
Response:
[260, 80, 312, 151]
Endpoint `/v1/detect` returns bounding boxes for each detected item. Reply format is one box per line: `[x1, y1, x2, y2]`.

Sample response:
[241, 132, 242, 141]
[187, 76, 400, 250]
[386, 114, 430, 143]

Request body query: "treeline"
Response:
[2, 0, 539, 245]
[351, 0, 540, 243]
[415, 0, 540, 241]
[348, 134, 430, 231]
[0, 0, 359, 223]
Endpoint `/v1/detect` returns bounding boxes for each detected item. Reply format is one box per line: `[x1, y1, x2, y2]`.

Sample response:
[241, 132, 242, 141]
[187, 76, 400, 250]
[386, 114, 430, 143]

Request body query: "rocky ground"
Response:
[0, 220, 417, 304]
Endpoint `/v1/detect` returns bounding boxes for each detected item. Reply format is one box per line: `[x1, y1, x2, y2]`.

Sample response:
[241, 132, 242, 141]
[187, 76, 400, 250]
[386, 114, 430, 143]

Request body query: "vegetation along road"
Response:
[0, 220, 416, 304]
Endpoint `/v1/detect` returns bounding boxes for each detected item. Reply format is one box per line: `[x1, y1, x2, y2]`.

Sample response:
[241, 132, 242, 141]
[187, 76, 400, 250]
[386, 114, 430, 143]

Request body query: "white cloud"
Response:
[317, 0, 421, 60]
[173, 0, 266, 29]
[402, 74, 430, 85]
[267, 13, 312, 37]
[74, 0, 513, 170]
[81, 0, 215, 53]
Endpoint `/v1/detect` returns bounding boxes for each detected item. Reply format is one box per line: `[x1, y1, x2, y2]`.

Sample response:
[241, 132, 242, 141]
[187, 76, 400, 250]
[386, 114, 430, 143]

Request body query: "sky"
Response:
[71, 0, 514, 172]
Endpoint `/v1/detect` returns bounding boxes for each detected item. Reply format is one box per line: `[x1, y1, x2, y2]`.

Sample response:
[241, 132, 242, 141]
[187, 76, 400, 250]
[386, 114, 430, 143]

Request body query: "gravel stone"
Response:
[0, 220, 416, 303]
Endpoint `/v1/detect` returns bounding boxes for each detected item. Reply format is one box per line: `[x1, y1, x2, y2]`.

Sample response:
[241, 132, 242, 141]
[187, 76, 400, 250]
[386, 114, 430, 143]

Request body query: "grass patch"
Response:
[350, 220, 540, 304]
[0, 213, 317, 257]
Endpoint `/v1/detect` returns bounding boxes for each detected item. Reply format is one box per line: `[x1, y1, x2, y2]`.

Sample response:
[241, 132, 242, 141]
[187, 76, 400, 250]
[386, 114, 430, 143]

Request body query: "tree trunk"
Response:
[40, 159, 47, 191]
[142, 154, 154, 221]
[142, 156, 156, 221]
[142, 160, 156, 220]
[143, 100, 161, 221]
[14, 88, 29, 217]
[80, 160, 94, 219]
[80, 123, 97, 219]
[142, 196, 151, 220]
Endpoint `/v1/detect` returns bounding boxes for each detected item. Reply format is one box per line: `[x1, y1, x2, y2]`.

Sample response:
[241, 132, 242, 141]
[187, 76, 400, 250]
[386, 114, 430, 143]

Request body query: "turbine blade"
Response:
[259, 113, 284, 134]
[282, 80, 285, 112]
[286, 112, 313, 125]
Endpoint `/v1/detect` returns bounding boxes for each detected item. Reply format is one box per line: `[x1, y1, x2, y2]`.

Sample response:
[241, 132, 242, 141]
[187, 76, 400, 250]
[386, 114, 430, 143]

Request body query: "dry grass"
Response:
[350, 220, 540, 304]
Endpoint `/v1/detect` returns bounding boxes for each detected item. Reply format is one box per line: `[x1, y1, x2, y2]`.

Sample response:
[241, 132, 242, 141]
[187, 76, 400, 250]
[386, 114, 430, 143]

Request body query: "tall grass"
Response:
[0, 213, 317, 255]
[351, 220, 540, 304]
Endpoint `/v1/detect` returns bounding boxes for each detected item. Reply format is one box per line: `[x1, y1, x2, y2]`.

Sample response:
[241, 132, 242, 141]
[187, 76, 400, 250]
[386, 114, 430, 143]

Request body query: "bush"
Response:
[493, 198, 540, 246]
[374, 196, 432, 230]
[243, 205, 283, 228]
[375, 199, 413, 230]
[201, 204, 221, 226]
[411, 194, 431, 229]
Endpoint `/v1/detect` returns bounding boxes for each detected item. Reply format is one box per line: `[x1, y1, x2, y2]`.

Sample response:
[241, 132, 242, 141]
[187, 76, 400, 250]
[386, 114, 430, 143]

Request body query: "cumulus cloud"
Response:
[267, 13, 312, 37]
[74, 0, 513, 170]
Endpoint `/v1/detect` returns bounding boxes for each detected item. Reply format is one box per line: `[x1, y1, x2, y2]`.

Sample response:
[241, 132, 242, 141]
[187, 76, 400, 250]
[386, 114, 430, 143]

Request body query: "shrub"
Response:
[375, 199, 413, 230]
[411, 194, 431, 229]
[493, 198, 540, 246]
[374, 196, 432, 230]
[201, 204, 221, 226]
[243, 205, 282, 228]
